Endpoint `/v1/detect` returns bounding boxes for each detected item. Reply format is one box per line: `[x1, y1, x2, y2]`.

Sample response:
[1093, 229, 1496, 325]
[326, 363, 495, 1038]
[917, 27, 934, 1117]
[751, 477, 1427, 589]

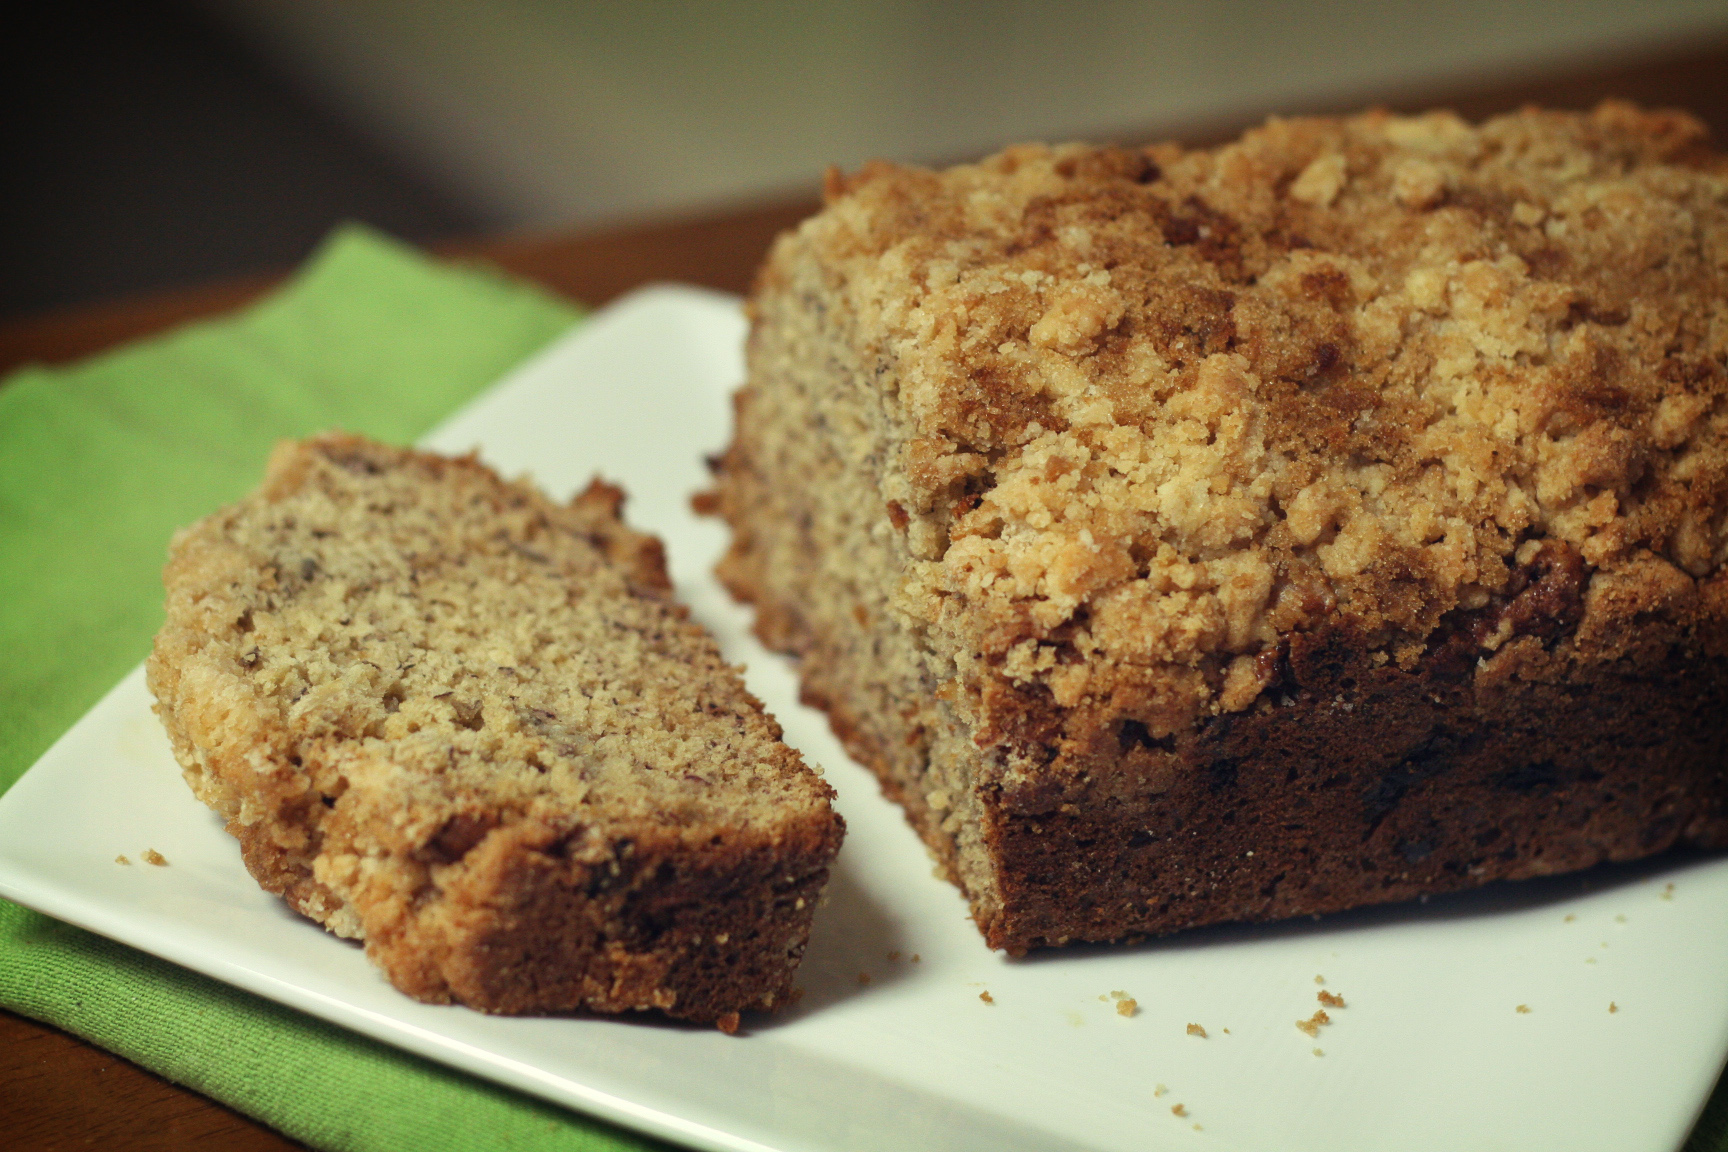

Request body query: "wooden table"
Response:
[6, 38, 1728, 1151]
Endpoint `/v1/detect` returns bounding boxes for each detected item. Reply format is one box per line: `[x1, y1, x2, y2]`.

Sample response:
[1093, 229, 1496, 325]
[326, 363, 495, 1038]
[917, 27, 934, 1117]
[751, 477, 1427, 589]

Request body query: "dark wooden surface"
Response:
[5, 36, 1727, 1152]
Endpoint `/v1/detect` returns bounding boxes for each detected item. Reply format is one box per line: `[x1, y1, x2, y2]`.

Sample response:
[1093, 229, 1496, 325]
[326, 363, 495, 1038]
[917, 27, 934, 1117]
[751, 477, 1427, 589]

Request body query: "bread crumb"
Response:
[911, 953, 922, 962]
[1295, 1009, 1330, 1037]
[1117, 998, 1138, 1017]
[1314, 975, 1325, 984]
[1221, 1027, 1230, 1034]
[1609, 1002, 1619, 1013]
[1318, 990, 1345, 1008]
[1661, 884, 1675, 901]
[1564, 913, 1576, 922]
[114, 855, 130, 866]
[887, 951, 900, 962]
[1154, 1084, 1168, 1098]
[1516, 1004, 1531, 1014]
[1312, 1047, 1325, 1057]
[142, 849, 168, 867]
[716, 1012, 740, 1035]
[1193, 1124, 1204, 1132]
[1290, 151, 1347, 206]
[857, 972, 871, 986]
[979, 990, 994, 1004]
[1186, 1023, 1207, 1038]
[1171, 1103, 1188, 1118]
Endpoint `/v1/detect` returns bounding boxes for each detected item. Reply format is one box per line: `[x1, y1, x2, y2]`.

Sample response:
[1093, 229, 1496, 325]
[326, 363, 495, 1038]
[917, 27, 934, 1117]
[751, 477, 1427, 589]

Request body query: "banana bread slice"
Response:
[710, 103, 1728, 954]
[148, 433, 843, 1027]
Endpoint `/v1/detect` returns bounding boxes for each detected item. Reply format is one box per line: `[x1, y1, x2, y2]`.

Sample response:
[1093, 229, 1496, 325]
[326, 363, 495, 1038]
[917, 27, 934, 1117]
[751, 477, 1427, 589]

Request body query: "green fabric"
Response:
[0, 902, 663, 1152]
[0, 224, 669, 1151]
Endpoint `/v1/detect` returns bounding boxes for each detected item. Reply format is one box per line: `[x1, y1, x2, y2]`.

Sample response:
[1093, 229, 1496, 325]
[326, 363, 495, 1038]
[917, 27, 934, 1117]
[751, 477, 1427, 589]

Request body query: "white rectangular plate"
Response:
[3, 285, 1726, 1152]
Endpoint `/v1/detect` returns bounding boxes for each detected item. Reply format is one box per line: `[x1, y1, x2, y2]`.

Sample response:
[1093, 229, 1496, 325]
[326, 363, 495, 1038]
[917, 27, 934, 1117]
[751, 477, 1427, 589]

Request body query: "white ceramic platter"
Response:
[3, 286, 1726, 1152]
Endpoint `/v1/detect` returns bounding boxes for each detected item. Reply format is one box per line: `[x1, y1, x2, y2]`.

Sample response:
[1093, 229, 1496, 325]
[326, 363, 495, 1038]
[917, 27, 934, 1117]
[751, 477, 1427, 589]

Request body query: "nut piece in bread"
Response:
[710, 103, 1727, 953]
[149, 433, 844, 1023]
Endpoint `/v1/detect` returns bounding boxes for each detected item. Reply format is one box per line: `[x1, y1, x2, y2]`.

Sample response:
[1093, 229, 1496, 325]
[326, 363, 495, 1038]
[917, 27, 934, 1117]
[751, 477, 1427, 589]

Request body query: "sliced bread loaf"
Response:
[148, 433, 843, 1028]
[711, 105, 1728, 953]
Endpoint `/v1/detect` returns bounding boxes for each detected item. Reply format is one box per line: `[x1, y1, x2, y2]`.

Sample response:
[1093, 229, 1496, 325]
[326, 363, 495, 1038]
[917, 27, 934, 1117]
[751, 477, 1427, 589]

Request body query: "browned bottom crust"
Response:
[728, 560, 1727, 955]
[975, 630, 1728, 953]
[228, 809, 840, 1023]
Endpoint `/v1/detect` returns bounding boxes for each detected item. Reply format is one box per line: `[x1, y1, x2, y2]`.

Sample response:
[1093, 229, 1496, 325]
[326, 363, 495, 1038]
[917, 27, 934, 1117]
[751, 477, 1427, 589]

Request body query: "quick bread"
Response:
[149, 434, 843, 1026]
[709, 103, 1728, 953]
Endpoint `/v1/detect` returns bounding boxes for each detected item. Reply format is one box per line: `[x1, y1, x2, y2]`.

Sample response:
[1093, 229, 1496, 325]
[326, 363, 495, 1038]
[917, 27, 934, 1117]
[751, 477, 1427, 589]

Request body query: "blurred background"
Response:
[7, 0, 1728, 319]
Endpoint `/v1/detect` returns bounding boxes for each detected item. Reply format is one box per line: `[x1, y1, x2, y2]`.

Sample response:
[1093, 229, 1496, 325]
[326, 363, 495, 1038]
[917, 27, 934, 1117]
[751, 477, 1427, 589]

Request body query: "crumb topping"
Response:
[799, 103, 1728, 738]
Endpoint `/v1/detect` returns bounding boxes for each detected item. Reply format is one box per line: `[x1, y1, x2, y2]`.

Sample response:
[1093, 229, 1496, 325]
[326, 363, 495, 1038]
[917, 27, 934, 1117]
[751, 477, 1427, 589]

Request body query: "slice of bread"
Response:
[148, 433, 842, 1028]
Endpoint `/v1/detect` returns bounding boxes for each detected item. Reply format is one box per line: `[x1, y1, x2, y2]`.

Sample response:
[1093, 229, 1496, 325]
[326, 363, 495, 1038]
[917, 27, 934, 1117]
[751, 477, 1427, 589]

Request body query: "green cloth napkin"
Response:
[2, 223, 1724, 1152]
[0, 224, 671, 1151]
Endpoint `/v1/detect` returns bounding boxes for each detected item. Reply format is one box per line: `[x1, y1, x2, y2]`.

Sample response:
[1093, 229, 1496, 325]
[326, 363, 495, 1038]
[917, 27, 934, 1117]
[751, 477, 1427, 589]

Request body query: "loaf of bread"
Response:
[148, 434, 843, 1027]
[709, 103, 1728, 954]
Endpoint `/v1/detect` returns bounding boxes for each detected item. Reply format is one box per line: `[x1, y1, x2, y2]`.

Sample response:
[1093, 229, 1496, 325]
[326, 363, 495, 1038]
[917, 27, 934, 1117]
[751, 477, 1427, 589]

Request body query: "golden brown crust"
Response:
[714, 103, 1728, 952]
[150, 434, 843, 1021]
[803, 103, 1728, 737]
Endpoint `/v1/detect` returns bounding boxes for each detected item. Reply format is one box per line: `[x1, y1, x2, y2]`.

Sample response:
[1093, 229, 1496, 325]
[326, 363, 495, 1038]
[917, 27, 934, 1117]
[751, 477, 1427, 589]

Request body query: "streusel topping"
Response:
[795, 103, 1728, 734]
